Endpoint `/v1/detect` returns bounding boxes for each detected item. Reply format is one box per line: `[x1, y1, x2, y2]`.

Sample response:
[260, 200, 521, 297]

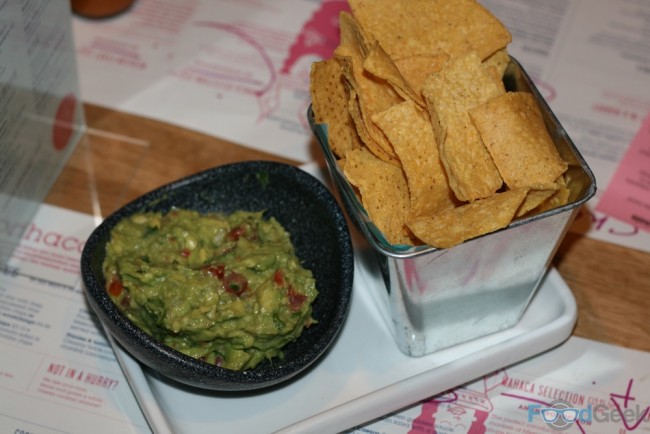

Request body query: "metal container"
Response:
[308, 57, 596, 357]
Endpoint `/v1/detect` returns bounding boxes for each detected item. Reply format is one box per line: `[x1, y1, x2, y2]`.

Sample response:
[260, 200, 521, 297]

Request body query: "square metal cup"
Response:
[308, 57, 596, 357]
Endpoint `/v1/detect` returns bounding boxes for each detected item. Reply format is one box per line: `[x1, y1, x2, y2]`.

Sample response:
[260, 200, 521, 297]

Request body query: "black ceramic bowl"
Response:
[80, 161, 354, 391]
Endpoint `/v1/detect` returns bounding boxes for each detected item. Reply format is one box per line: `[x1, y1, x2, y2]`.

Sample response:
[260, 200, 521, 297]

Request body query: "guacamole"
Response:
[102, 209, 318, 371]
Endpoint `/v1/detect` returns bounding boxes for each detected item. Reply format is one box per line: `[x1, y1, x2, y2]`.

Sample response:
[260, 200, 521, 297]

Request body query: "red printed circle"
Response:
[52, 93, 77, 151]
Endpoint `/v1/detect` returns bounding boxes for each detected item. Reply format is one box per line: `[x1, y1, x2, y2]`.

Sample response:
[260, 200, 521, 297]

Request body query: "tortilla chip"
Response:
[516, 185, 559, 217]
[343, 70, 398, 163]
[372, 100, 457, 219]
[334, 10, 374, 60]
[344, 86, 395, 163]
[536, 175, 571, 213]
[407, 188, 528, 249]
[335, 12, 400, 116]
[363, 42, 424, 107]
[422, 51, 505, 202]
[310, 59, 363, 158]
[483, 48, 510, 80]
[469, 91, 568, 189]
[336, 14, 401, 161]
[343, 148, 410, 245]
[394, 53, 450, 97]
[348, 0, 511, 60]
[335, 157, 364, 204]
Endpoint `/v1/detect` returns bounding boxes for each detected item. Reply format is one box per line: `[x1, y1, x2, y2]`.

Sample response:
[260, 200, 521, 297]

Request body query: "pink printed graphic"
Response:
[257, 0, 349, 125]
[280, 0, 348, 75]
[179, 1, 347, 129]
[609, 379, 650, 431]
[596, 113, 650, 233]
[191, 21, 277, 95]
[409, 370, 508, 434]
[76, 0, 199, 70]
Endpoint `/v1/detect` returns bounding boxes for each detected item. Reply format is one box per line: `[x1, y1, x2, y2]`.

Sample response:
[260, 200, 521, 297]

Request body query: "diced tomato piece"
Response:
[108, 278, 124, 297]
[224, 272, 248, 296]
[203, 264, 226, 279]
[287, 286, 307, 312]
[273, 269, 285, 286]
[227, 225, 246, 241]
[180, 248, 191, 257]
[120, 293, 131, 308]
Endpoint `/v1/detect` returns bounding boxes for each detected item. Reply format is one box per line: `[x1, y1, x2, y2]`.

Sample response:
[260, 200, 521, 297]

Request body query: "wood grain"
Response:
[46, 104, 298, 217]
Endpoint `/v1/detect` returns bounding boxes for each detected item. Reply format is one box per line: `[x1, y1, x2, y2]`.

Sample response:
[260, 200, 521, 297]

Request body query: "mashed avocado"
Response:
[103, 209, 318, 371]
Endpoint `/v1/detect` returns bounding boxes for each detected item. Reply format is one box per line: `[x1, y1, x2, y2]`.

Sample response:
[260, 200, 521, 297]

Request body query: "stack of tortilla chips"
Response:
[309, 0, 570, 249]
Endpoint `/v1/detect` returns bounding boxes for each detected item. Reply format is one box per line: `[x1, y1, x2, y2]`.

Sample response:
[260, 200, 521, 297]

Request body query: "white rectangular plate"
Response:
[110, 163, 578, 433]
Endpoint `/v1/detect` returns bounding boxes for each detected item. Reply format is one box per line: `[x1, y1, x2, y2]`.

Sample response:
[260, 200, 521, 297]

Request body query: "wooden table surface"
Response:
[46, 104, 650, 352]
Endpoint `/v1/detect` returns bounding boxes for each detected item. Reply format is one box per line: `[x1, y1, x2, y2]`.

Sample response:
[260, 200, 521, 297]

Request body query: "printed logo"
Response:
[528, 400, 591, 431]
